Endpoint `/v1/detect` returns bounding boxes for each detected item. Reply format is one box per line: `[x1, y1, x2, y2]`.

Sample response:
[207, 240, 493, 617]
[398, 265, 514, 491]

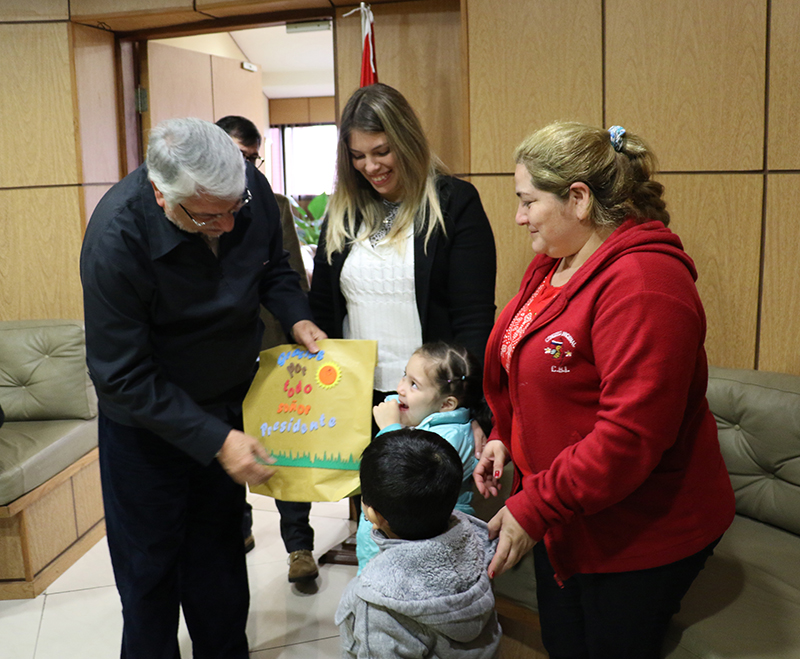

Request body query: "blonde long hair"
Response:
[324, 84, 447, 260]
[515, 121, 670, 229]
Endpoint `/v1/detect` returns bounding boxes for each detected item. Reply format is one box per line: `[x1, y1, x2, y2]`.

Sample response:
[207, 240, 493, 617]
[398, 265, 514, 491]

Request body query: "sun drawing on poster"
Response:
[316, 362, 342, 389]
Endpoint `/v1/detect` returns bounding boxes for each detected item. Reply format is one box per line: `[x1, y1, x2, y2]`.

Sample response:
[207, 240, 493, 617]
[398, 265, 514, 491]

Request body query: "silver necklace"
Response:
[370, 199, 401, 247]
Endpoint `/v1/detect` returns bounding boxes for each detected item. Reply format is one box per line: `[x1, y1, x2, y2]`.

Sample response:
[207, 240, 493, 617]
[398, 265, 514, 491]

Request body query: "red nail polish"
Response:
[494, 470, 501, 479]
[489, 570, 495, 579]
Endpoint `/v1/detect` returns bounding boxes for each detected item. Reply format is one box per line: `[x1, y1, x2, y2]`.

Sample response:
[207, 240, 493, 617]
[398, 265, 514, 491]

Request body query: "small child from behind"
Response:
[335, 429, 501, 659]
[357, 341, 485, 570]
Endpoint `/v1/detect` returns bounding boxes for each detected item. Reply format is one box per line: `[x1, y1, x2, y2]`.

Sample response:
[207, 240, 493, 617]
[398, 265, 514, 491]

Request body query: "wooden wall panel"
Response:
[0, 0, 68, 20]
[606, 0, 766, 172]
[197, 0, 330, 17]
[660, 174, 762, 370]
[309, 96, 335, 124]
[467, 0, 602, 175]
[269, 96, 335, 125]
[0, 23, 79, 188]
[0, 188, 84, 321]
[330, 0, 402, 4]
[269, 97, 310, 124]
[767, 0, 800, 170]
[469, 175, 533, 315]
[142, 42, 214, 140]
[73, 24, 120, 185]
[760, 174, 800, 375]
[335, 0, 466, 173]
[72, 0, 193, 12]
[70, 0, 206, 32]
[211, 55, 265, 125]
[471, 172, 765, 368]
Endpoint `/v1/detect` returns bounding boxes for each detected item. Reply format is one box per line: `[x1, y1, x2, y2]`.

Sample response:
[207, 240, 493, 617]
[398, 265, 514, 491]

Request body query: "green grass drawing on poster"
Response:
[269, 450, 360, 470]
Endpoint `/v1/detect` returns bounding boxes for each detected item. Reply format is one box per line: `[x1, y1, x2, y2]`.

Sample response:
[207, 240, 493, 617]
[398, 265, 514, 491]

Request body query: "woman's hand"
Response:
[373, 399, 401, 429]
[487, 506, 535, 578]
[472, 419, 488, 459]
[473, 439, 509, 498]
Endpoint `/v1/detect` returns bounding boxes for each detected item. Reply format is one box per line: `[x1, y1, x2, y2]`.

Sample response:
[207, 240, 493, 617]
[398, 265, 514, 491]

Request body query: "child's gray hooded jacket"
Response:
[335, 511, 501, 658]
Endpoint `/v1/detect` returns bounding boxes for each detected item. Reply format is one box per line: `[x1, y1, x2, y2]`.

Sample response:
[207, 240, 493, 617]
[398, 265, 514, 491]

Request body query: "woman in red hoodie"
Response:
[474, 122, 735, 659]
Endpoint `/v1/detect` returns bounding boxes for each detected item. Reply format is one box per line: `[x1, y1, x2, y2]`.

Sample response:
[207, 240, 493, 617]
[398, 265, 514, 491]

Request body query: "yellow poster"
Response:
[243, 339, 377, 502]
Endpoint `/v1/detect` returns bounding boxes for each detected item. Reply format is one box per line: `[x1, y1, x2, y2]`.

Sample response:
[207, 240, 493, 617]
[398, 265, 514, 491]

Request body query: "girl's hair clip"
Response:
[608, 125, 626, 152]
[446, 375, 467, 383]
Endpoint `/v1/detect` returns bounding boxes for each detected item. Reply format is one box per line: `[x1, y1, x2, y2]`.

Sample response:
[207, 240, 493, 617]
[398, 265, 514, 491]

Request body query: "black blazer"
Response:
[309, 176, 497, 364]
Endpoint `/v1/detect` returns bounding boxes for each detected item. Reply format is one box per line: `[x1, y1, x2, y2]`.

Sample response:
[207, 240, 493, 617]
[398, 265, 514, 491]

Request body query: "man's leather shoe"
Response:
[288, 550, 318, 583]
[244, 534, 255, 554]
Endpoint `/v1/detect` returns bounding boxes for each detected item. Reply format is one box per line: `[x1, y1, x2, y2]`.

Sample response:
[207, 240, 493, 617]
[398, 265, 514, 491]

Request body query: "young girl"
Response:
[357, 341, 487, 570]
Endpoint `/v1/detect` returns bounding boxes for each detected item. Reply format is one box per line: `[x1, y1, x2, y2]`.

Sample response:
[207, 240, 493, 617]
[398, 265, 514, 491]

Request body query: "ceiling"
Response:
[230, 23, 335, 99]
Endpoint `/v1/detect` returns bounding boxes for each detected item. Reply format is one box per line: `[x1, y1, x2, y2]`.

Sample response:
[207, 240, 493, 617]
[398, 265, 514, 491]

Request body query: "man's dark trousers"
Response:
[98, 412, 249, 659]
[275, 500, 314, 552]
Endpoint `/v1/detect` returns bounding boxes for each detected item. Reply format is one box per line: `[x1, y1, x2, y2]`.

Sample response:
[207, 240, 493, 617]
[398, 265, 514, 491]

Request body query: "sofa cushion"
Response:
[664, 514, 800, 658]
[0, 418, 98, 505]
[707, 366, 800, 536]
[0, 320, 97, 422]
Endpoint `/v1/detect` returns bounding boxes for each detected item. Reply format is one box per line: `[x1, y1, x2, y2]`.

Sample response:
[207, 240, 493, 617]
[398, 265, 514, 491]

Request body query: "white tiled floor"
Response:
[0, 494, 357, 659]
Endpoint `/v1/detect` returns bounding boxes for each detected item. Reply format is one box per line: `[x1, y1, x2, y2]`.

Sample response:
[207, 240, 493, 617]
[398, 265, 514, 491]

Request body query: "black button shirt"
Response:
[80, 164, 312, 464]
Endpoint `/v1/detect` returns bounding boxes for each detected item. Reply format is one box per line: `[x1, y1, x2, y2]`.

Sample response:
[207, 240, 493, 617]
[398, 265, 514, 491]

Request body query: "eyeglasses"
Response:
[242, 152, 265, 169]
[179, 188, 252, 228]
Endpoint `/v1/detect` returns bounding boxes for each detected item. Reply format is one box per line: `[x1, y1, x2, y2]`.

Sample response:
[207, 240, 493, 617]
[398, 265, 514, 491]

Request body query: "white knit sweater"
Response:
[340, 231, 422, 391]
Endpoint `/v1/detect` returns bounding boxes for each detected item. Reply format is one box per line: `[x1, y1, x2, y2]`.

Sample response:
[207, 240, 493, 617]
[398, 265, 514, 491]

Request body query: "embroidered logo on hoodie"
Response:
[544, 330, 575, 372]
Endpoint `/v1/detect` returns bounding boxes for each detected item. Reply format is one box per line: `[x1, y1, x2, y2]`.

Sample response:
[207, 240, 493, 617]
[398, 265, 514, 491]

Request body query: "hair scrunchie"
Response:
[608, 125, 626, 152]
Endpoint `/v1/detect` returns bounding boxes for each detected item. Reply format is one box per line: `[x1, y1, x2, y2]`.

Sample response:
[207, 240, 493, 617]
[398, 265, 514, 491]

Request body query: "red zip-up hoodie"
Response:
[484, 219, 735, 580]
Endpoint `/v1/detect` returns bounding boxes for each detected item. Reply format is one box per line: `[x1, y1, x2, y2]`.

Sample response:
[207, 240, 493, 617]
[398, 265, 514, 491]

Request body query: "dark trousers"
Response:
[275, 500, 314, 552]
[534, 537, 720, 659]
[98, 413, 249, 659]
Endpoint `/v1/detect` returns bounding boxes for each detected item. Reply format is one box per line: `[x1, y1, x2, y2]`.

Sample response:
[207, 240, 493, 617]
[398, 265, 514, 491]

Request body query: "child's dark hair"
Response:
[360, 428, 462, 540]
[413, 341, 491, 433]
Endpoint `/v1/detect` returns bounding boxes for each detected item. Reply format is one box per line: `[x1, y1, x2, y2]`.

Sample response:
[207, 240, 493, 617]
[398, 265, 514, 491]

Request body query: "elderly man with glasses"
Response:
[216, 114, 322, 583]
[80, 117, 325, 659]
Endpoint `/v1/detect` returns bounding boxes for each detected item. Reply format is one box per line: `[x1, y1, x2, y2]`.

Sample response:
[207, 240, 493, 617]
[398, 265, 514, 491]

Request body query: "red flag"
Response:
[346, 3, 378, 87]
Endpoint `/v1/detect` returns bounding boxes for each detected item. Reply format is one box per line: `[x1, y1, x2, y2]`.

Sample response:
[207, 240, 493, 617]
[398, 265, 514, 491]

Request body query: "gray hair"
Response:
[146, 117, 246, 207]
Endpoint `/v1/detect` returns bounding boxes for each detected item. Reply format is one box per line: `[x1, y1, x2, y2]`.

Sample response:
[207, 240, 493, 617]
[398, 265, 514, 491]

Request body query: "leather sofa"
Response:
[0, 319, 104, 599]
[475, 366, 800, 658]
[664, 366, 800, 658]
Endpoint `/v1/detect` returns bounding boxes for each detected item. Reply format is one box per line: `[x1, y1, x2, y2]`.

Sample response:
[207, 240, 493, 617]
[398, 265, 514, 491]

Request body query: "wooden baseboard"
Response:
[0, 448, 106, 600]
[0, 521, 105, 600]
[495, 595, 540, 626]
